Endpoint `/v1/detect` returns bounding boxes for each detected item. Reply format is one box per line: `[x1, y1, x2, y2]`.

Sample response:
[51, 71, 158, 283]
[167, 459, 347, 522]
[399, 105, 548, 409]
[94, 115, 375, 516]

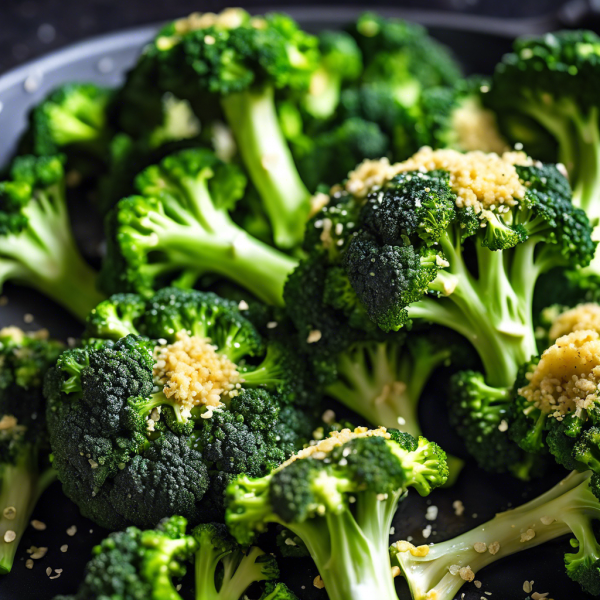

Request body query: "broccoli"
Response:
[23, 83, 113, 159]
[56, 515, 293, 600]
[99, 148, 298, 306]
[489, 30, 600, 219]
[45, 287, 314, 529]
[0, 327, 63, 573]
[226, 426, 448, 600]
[509, 329, 600, 480]
[349, 12, 461, 109]
[126, 9, 319, 249]
[392, 470, 600, 598]
[449, 369, 548, 479]
[0, 154, 104, 320]
[301, 30, 363, 120]
[416, 77, 508, 154]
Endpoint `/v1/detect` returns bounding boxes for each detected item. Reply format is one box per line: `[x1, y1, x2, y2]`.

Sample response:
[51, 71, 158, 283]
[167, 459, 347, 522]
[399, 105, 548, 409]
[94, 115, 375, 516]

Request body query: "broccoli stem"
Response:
[0, 186, 103, 321]
[393, 470, 594, 600]
[0, 449, 56, 574]
[286, 492, 402, 600]
[409, 234, 538, 388]
[215, 547, 269, 600]
[221, 87, 311, 249]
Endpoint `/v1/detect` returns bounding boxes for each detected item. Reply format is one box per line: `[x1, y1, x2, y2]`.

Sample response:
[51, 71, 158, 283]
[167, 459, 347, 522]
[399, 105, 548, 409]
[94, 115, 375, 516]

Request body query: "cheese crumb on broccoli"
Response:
[549, 303, 600, 341]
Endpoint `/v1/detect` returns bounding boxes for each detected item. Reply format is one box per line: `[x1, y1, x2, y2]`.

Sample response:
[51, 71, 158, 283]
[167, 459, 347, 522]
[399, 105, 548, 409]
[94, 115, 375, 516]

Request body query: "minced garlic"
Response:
[153, 331, 240, 414]
[549, 303, 600, 342]
[518, 330, 600, 420]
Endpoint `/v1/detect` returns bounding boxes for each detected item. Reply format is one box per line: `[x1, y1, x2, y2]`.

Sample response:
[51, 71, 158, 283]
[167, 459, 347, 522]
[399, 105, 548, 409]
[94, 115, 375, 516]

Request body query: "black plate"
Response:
[0, 8, 590, 600]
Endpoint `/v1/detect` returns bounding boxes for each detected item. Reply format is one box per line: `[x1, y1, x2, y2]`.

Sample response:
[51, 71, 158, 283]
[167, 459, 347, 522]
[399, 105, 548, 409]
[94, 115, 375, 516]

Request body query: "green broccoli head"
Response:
[100, 147, 298, 305]
[226, 427, 447, 600]
[350, 12, 461, 108]
[509, 329, 600, 478]
[46, 288, 315, 529]
[489, 30, 600, 218]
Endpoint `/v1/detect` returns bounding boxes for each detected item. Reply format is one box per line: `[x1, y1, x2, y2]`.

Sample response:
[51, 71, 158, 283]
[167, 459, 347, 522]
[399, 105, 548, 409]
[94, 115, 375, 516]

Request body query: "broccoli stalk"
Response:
[0, 155, 104, 320]
[193, 524, 278, 600]
[100, 148, 297, 305]
[0, 450, 56, 574]
[226, 428, 449, 600]
[392, 470, 600, 599]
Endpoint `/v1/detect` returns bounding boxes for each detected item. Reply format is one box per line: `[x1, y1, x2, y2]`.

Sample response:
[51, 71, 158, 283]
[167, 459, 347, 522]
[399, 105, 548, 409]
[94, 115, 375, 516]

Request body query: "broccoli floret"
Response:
[301, 30, 363, 120]
[350, 12, 461, 108]
[23, 83, 113, 159]
[99, 148, 298, 305]
[126, 9, 319, 249]
[509, 330, 600, 481]
[489, 30, 600, 218]
[295, 117, 390, 190]
[226, 427, 448, 600]
[0, 327, 63, 573]
[392, 470, 600, 598]
[58, 515, 283, 600]
[0, 154, 104, 320]
[416, 77, 508, 153]
[449, 369, 547, 478]
[46, 288, 314, 529]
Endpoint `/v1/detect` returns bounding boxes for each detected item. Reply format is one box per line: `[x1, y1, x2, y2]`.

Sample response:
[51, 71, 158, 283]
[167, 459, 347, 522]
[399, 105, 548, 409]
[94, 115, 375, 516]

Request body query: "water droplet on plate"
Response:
[23, 72, 43, 93]
[97, 57, 114, 73]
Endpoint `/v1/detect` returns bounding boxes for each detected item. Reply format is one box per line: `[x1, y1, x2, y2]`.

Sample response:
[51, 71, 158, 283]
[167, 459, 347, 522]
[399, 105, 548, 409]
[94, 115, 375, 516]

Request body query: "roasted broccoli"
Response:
[45, 288, 314, 529]
[392, 470, 600, 598]
[0, 154, 104, 320]
[0, 327, 63, 574]
[55, 515, 294, 600]
[124, 9, 319, 249]
[100, 148, 298, 305]
[350, 12, 461, 109]
[489, 30, 600, 218]
[226, 426, 448, 600]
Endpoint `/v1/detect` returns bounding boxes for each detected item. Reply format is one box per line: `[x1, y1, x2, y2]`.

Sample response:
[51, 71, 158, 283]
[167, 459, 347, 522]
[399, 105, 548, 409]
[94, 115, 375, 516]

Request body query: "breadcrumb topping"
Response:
[519, 330, 600, 420]
[452, 98, 509, 155]
[342, 147, 532, 214]
[153, 331, 240, 414]
[0, 327, 49, 342]
[172, 8, 249, 35]
[278, 426, 390, 469]
[393, 540, 430, 557]
[549, 303, 600, 341]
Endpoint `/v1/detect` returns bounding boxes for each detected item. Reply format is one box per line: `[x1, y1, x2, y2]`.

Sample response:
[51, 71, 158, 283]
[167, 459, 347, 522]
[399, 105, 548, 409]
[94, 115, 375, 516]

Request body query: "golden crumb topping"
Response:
[172, 8, 249, 35]
[451, 98, 509, 155]
[0, 327, 49, 342]
[549, 303, 600, 342]
[278, 426, 391, 469]
[342, 147, 532, 214]
[153, 331, 240, 415]
[518, 330, 600, 420]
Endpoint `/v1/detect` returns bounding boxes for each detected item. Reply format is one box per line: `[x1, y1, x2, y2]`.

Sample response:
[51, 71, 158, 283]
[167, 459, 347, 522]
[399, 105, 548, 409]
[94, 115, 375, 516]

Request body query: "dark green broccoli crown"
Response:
[0, 328, 63, 462]
[296, 117, 389, 190]
[318, 30, 363, 80]
[153, 10, 319, 98]
[73, 516, 195, 600]
[29, 83, 113, 156]
[493, 30, 600, 112]
[515, 164, 595, 266]
[0, 154, 64, 235]
[337, 86, 421, 160]
[449, 370, 527, 474]
[351, 12, 461, 98]
[48, 289, 313, 529]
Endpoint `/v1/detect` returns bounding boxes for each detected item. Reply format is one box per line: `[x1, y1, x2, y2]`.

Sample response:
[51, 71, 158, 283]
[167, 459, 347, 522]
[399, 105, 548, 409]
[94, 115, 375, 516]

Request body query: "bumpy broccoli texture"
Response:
[0, 154, 104, 320]
[53, 515, 297, 600]
[121, 8, 319, 249]
[392, 470, 600, 599]
[226, 426, 448, 600]
[0, 327, 63, 573]
[45, 287, 316, 530]
[100, 147, 298, 306]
